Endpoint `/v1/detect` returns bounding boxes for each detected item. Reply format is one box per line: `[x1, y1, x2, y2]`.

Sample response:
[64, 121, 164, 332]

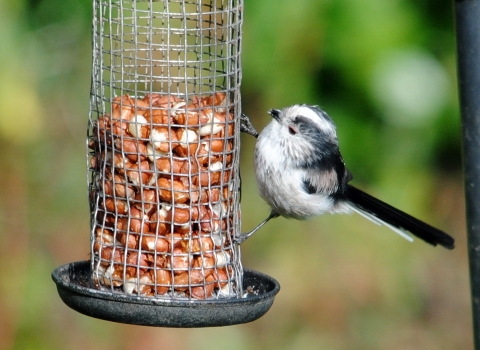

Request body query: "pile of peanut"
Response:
[89, 92, 237, 299]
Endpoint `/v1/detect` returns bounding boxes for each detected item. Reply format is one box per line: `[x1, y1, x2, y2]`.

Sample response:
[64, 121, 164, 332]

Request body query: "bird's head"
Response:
[266, 104, 339, 164]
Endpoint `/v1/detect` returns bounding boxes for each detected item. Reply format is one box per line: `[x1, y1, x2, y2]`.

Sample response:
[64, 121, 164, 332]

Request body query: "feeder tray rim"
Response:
[51, 261, 280, 327]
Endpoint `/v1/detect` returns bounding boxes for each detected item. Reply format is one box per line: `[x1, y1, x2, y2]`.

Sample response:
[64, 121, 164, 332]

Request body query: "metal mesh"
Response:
[87, 0, 243, 300]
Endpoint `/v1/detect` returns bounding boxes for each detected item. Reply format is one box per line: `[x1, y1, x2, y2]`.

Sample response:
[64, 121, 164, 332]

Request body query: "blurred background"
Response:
[0, 0, 470, 349]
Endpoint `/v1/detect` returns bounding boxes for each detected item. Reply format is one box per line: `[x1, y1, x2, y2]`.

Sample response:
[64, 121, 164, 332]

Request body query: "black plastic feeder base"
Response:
[51, 261, 280, 328]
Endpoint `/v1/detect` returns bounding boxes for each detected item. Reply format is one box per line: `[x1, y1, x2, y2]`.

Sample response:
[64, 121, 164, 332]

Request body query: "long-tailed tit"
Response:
[238, 105, 455, 249]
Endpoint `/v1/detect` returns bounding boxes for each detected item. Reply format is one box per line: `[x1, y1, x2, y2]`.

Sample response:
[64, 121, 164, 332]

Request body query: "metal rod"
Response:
[454, 0, 480, 347]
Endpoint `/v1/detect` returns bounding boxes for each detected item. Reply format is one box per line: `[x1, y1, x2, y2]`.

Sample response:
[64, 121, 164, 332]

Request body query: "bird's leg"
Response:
[235, 211, 279, 244]
[240, 113, 259, 138]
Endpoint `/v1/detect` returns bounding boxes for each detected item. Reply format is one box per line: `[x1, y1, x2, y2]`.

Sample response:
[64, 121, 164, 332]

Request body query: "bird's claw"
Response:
[240, 113, 259, 138]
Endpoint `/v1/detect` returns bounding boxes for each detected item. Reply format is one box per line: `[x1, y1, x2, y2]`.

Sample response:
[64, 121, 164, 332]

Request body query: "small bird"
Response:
[238, 105, 455, 249]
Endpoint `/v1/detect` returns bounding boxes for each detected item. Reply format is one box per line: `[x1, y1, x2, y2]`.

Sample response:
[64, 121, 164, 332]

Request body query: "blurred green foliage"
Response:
[0, 0, 470, 349]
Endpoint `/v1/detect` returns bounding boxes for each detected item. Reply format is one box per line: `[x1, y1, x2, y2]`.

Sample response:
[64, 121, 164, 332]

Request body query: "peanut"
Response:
[102, 178, 114, 197]
[146, 142, 167, 162]
[214, 250, 231, 267]
[199, 207, 226, 234]
[174, 103, 209, 125]
[164, 232, 184, 249]
[113, 174, 136, 199]
[112, 95, 134, 121]
[198, 110, 225, 136]
[174, 222, 191, 235]
[128, 114, 150, 139]
[213, 268, 229, 289]
[104, 197, 128, 214]
[154, 269, 172, 295]
[173, 269, 205, 287]
[115, 138, 148, 162]
[169, 247, 191, 271]
[116, 216, 129, 232]
[140, 235, 169, 253]
[202, 92, 227, 111]
[165, 206, 191, 224]
[157, 177, 189, 204]
[126, 160, 151, 186]
[192, 254, 215, 275]
[146, 253, 167, 268]
[220, 121, 234, 138]
[186, 234, 214, 256]
[148, 94, 182, 108]
[117, 231, 138, 249]
[151, 126, 178, 153]
[149, 208, 168, 235]
[194, 162, 223, 187]
[130, 206, 149, 233]
[133, 99, 150, 116]
[93, 227, 115, 253]
[111, 151, 134, 172]
[190, 274, 215, 300]
[134, 189, 156, 214]
[99, 246, 123, 265]
[100, 264, 124, 287]
[174, 129, 199, 157]
[147, 108, 171, 126]
[155, 157, 185, 175]
[124, 272, 154, 296]
[125, 251, 149, 277]
[112, 120, 129, 137]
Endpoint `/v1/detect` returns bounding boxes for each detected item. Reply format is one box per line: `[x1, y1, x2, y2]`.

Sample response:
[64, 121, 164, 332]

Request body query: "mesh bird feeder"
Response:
[52, 0, 279, 327]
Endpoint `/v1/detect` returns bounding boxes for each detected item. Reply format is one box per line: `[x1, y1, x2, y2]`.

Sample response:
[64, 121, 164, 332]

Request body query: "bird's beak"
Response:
[268, 109, 281, 121]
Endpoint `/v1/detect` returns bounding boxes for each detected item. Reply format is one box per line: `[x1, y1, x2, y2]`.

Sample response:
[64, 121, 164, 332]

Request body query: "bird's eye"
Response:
[288, 125, 297, 135]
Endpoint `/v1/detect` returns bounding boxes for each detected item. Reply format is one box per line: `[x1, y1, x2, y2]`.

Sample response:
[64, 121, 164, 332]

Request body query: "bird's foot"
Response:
[240, 113, 259, 138]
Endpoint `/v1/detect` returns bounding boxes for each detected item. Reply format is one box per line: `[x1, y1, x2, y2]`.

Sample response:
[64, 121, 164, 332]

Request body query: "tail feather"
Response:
[345, 185, 455, 249]
[348, 205, 415, 242]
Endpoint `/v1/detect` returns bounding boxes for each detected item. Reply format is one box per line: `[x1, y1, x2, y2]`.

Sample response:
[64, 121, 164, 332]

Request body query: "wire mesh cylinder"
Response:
[87, 0, 243, 300]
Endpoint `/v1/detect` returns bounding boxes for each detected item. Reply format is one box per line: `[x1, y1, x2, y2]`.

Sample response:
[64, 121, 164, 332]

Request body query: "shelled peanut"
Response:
[89, 92, 237, 299]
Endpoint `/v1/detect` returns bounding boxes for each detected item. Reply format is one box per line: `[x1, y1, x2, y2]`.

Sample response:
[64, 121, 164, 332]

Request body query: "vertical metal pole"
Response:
[454, 0, 480, 347]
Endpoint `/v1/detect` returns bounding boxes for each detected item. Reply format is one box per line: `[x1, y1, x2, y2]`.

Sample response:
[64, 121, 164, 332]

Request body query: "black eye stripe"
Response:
[292, 116, 315, 134]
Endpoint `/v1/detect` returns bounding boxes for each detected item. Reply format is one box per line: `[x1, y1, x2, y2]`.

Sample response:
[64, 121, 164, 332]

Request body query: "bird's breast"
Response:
[254, 139, 336, 219]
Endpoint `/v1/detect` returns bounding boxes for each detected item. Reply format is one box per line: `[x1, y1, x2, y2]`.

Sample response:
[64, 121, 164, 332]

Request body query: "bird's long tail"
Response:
[344, 185, 455, 249]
